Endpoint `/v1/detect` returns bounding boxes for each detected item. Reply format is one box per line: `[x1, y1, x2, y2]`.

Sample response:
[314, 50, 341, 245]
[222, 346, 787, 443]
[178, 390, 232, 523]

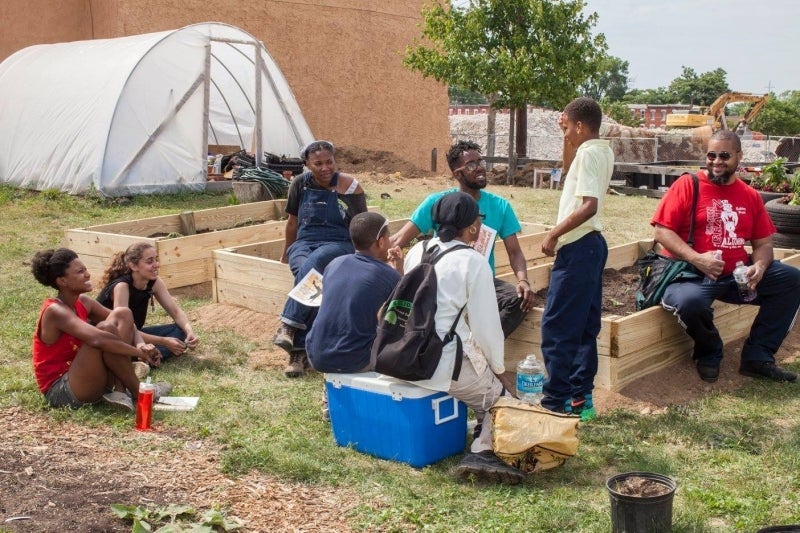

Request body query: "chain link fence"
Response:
[453, 132, 800, 165]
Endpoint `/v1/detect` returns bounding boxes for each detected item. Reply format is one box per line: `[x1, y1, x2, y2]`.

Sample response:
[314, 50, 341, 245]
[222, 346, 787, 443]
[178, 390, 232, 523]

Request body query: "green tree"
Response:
[667, 66, 729, 106]
[602, 100, 642, 127]
[581, 55, 629, 102]
[622, 87, 670, 105]
[449, 86, 488, 105]
[750, 91, 800, 136]
[404, 0, 607, 162]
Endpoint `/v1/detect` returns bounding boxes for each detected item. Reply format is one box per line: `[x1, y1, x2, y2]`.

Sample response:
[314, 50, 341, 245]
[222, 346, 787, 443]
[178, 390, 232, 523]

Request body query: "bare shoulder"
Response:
[337, 173, 363, 193]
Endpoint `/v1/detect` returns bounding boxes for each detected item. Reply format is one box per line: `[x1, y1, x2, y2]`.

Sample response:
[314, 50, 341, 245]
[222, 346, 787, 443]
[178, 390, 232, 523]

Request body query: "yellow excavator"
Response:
[665, 92, 769, 131]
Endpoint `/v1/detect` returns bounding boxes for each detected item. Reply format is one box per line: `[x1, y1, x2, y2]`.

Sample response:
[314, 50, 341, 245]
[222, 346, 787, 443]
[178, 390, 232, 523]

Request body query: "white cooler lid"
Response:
[325, 371, 439, 400]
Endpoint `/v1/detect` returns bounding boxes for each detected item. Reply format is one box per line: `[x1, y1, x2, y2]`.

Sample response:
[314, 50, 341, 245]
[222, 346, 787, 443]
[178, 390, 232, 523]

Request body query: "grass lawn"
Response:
[1, 182, 799, 532]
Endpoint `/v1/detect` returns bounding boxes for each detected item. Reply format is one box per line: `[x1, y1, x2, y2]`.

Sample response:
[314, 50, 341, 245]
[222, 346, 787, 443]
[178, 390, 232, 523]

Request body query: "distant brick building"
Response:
[627, 104, 695, 129]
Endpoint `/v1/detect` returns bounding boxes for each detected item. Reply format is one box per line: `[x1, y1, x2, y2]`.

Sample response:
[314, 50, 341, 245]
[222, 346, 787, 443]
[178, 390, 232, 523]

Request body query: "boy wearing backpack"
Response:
[539, 97, 614, 421]
[306, 212, 404, 373]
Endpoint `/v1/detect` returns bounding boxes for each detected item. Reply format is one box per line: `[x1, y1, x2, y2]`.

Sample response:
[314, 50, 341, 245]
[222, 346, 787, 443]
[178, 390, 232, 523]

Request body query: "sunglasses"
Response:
[456, 159, 488, 172]
[706, 151, 733, 161]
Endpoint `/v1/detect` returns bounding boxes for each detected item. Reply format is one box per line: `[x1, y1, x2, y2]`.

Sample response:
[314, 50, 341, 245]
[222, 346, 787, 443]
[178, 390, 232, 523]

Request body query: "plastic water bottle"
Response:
[733, 260, 757, 302]
[704, 250, 722, 284]
[516, 354, 546, 405]
[135, 378, 155, 431]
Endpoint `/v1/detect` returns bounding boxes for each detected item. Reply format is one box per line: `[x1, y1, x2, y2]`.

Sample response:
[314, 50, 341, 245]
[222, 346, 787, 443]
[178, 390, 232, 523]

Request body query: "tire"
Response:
[772, 231, 800, 250]
[765, 199, 800, 234]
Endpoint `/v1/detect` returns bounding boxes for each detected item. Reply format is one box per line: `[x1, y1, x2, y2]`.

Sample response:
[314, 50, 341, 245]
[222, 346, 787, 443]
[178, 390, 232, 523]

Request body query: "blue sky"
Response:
[451, 0, 799, 95]
[583, 0, 799, 95]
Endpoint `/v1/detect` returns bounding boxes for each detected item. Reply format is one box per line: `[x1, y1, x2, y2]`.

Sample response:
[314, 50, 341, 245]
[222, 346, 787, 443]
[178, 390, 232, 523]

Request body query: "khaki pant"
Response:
[448, 355, 505, 453]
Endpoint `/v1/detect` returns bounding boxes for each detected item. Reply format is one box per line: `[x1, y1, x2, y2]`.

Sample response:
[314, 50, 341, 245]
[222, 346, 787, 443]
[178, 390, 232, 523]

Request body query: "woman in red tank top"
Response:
[31, 248, 168, 410]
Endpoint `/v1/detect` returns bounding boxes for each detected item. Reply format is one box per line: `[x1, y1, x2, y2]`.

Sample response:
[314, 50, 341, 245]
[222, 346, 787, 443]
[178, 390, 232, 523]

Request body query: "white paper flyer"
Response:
[288, 268, 324, 307]
[472, 224, 498, 260]
[154, 396, 200, 411]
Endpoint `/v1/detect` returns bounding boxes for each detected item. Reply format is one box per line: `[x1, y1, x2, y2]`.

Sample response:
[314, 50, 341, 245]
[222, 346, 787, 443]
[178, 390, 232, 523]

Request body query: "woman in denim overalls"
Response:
[273, 141, 366, 377]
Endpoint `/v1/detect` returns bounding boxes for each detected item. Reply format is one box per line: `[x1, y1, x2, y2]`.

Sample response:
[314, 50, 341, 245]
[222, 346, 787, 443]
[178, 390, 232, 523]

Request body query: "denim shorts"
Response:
[44, 374, 86, 409]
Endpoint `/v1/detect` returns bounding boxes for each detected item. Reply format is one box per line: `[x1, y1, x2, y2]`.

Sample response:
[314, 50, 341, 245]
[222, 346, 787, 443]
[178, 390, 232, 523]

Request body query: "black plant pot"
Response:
[607, 472, 677, 533]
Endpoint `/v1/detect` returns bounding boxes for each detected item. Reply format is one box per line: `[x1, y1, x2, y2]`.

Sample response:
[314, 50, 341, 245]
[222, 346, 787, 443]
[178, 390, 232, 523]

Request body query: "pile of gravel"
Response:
[450, 108, 778, 163]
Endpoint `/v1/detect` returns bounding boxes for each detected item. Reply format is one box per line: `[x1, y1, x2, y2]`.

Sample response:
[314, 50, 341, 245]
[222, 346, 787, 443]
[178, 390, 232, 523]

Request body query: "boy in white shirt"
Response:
[539, 97, 614, 421]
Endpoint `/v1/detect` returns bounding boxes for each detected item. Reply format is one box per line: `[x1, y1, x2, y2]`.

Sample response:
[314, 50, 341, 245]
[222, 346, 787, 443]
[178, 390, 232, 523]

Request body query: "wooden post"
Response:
[430, 148, 437, 172]
[179, 212, 196, 236]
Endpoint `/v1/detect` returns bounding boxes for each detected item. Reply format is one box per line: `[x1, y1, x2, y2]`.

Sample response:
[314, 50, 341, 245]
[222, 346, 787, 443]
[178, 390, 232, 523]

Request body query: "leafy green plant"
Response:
[110, 503, 243, 532]
[753, 157, 792, 193]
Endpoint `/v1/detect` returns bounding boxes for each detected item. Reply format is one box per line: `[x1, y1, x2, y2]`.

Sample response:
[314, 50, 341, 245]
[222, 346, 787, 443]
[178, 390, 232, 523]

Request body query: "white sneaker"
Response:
[102, 391, 134, 411]
[132, 361, 150, 380]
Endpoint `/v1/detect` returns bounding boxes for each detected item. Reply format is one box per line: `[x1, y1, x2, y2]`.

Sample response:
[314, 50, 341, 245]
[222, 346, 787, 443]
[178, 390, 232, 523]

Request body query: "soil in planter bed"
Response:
[613, 476, 672, 497]
[535, 266, 641, 316]
[145, 219, 269, 238]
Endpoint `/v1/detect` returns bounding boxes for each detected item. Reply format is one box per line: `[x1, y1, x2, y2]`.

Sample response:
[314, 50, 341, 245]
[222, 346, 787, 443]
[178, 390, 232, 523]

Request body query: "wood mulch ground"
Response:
[0, 402, 357, 532]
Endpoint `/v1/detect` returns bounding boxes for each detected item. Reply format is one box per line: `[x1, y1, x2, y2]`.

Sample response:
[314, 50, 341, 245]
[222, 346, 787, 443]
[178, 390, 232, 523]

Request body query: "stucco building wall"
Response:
[0, 0, 449, 170]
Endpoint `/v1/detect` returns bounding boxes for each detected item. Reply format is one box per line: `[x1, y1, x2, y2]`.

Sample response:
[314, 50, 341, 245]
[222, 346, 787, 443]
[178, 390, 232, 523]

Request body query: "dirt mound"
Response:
[336, 145, 435, 178]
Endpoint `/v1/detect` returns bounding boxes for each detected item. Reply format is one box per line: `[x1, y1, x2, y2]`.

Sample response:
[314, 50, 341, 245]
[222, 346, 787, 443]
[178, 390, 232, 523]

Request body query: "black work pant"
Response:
[494, 278, 525, 338]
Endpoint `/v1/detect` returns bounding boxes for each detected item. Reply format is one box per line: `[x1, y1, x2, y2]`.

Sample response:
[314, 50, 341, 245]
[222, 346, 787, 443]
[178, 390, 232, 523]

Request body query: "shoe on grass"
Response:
[569, 394, 597, 422]
[456, 451, 525, 485]
[739, 361, 797, 382]
[132, 361, 150, 380]
[272, 323, 297, 354]
[103, 391, 133, 412]
[284, 350, 308, 378]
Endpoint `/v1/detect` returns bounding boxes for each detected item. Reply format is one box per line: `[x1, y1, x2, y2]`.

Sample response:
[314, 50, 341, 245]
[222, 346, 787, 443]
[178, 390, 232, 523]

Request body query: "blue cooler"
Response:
[325, 372, 467, 468]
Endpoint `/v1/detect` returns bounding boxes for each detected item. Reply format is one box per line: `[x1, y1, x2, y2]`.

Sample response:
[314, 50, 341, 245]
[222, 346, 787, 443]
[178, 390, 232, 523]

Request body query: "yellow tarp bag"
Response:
[490, 397, 580, 473]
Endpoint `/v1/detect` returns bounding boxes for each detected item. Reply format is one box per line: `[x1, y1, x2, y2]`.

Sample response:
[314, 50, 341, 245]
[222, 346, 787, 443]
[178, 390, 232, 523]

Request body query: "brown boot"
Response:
[273, 323, 296, 354]
[284, 350, 308, 378]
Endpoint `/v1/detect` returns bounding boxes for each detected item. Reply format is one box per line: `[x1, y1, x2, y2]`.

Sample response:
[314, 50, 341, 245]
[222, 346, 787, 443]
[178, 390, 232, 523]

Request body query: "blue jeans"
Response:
[142, 323, 186, 360]
[540, 231, 607, 411]
[280, 240, 354, 347]
[662, 259, 800, 366]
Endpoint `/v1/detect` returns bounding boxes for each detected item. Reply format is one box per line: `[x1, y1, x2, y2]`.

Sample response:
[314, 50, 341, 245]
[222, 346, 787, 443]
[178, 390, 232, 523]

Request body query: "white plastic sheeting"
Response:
[0, 22, 313, 196]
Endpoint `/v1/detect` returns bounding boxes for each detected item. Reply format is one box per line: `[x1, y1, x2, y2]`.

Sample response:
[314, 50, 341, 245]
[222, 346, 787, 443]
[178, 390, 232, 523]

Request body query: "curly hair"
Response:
[99, 242, 155, 288]
[446, 140, 482, 171]
[31, 248, 78, 289]
[564, 97, 603, 133]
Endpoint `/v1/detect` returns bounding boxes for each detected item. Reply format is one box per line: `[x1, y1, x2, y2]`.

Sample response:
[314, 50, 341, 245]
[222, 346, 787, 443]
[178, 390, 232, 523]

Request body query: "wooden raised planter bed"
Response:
[212, 222, 553, 314]
[498, 240, 800, 391]
[65, 200, 287, 289]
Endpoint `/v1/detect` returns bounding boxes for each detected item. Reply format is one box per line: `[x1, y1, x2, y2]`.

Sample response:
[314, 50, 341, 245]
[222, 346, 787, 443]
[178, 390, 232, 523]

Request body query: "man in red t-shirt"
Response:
[651, 130, 800, 384]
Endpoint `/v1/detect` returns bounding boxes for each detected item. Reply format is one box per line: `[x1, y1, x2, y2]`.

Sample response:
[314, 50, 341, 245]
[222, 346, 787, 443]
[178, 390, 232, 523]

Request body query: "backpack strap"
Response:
[686, 172, 699, 248]
[442, 305, 465, 380]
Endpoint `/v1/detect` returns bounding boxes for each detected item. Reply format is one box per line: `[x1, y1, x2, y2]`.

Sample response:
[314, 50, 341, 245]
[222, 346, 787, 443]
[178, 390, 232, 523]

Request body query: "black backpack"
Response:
[372, 241, 469, 381]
